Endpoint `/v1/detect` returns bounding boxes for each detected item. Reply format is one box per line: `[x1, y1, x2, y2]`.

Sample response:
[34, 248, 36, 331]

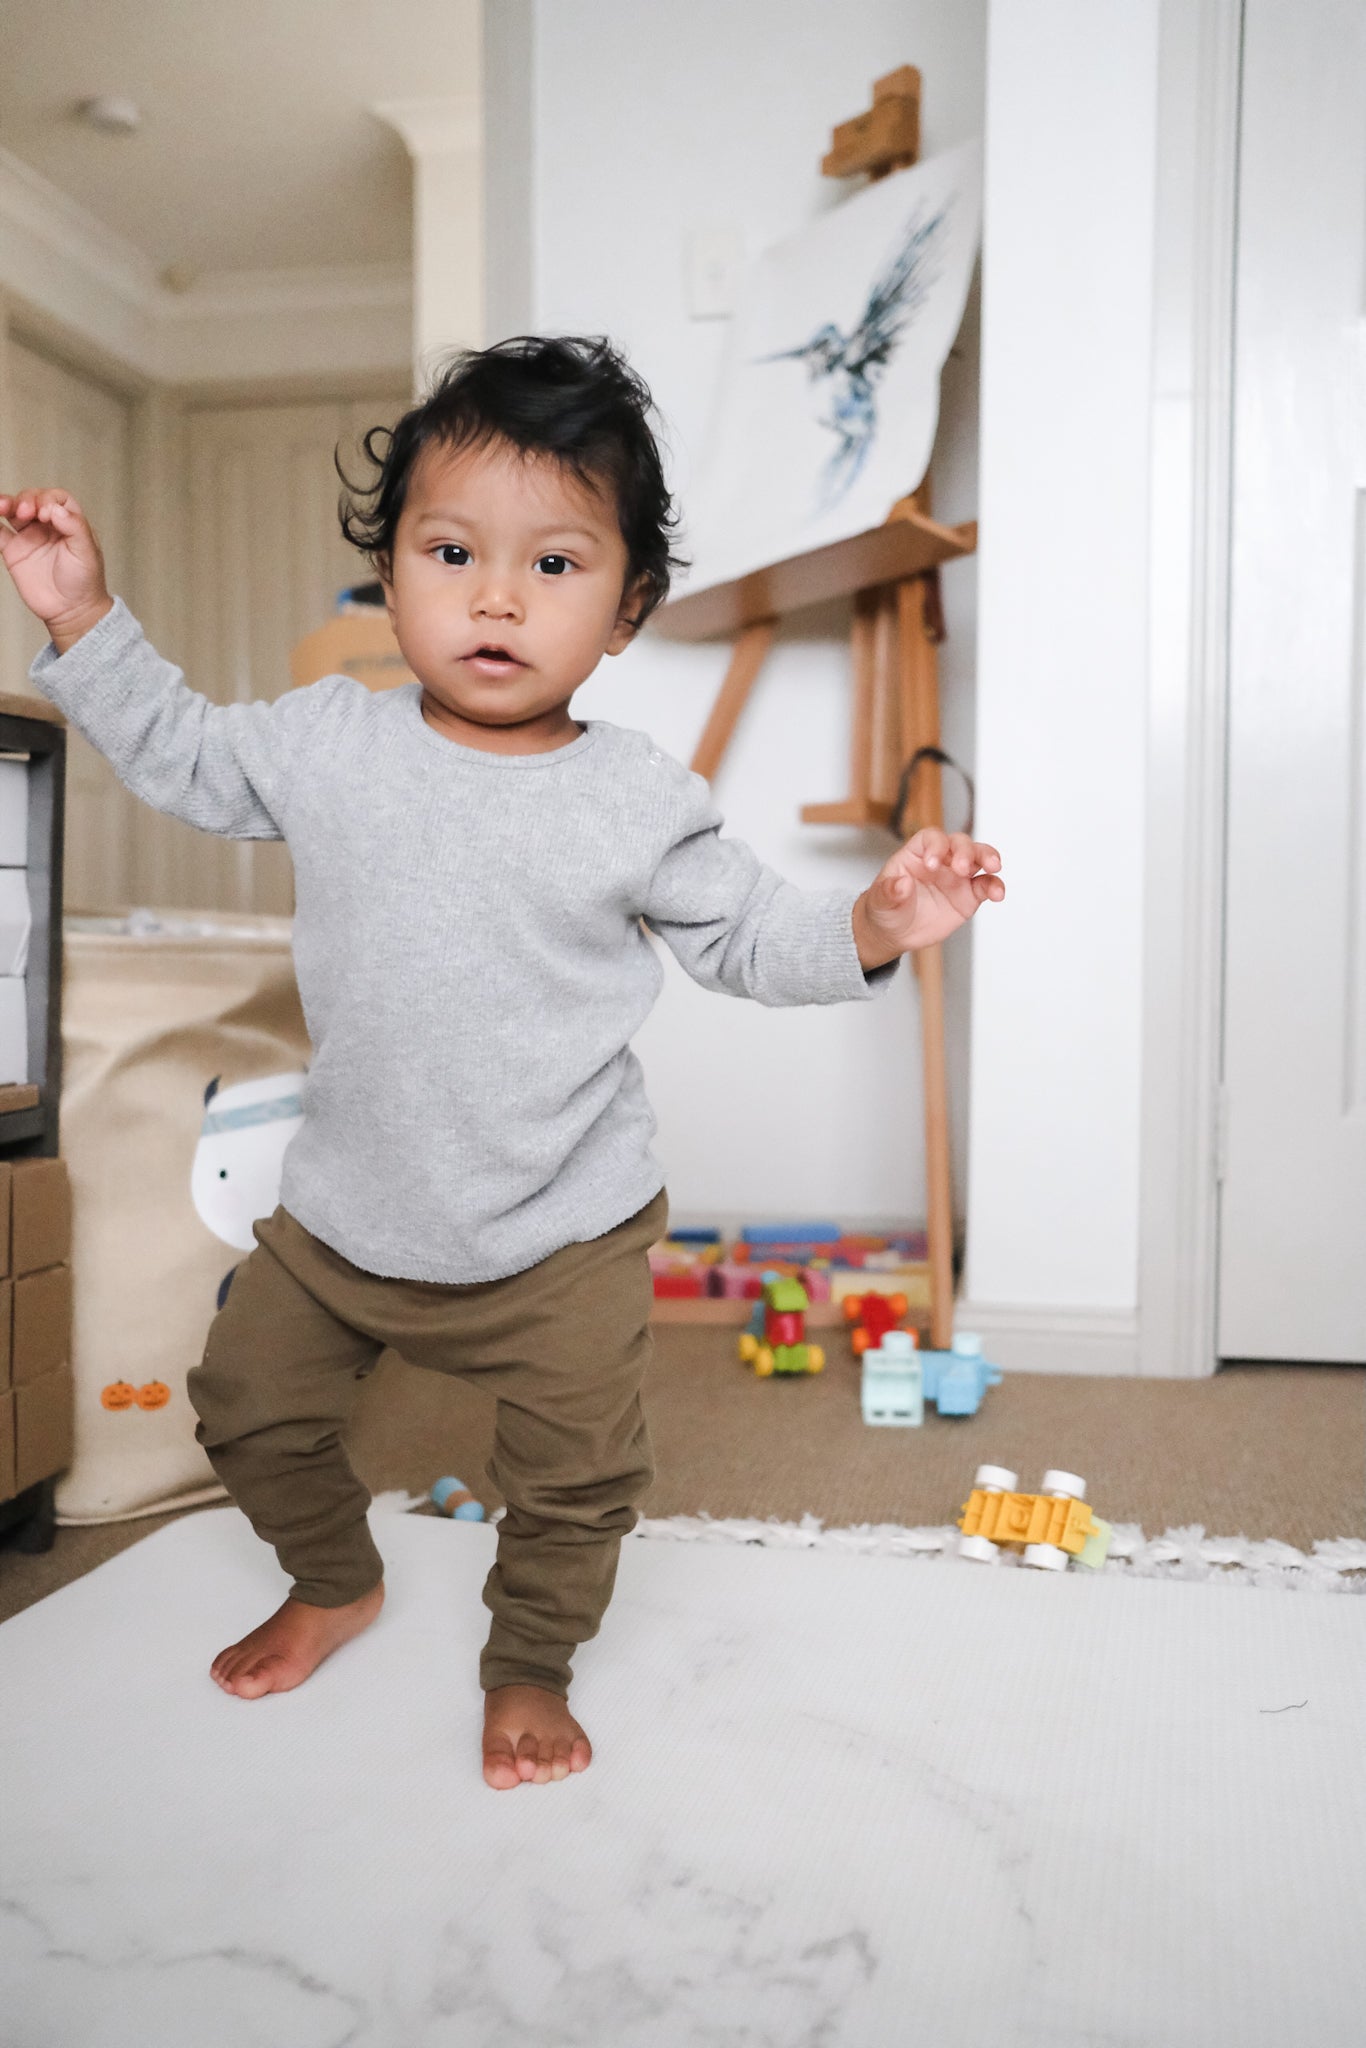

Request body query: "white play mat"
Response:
[1, 1507, 1363, 2047]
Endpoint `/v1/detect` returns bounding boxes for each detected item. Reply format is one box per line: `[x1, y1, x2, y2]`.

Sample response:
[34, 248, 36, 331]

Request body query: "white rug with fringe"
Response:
[2, 1502, 1364, 2048]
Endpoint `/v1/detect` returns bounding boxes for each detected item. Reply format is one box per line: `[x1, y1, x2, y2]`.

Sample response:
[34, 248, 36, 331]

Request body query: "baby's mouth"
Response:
[463, 644, 524, 675]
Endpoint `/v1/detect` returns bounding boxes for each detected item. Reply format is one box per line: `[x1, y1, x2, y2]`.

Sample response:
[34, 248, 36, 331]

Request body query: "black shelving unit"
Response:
[0, 692, 66, 1552]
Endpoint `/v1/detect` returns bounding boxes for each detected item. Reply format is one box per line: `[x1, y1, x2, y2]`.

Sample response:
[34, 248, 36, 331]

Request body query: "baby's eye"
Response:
[535, 554, 574, 577]
[435, 544, 470, 567]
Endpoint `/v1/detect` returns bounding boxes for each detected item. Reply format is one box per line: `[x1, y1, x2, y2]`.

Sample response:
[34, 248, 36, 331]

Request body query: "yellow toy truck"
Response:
[957, 1465, 1111, 1571]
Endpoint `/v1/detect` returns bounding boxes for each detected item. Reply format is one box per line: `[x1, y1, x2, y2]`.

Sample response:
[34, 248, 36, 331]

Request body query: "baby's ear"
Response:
[606, 579, 649, 654]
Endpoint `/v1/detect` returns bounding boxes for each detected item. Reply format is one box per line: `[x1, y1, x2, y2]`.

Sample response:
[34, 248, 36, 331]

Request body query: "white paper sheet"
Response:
[684, 141, 982, 593]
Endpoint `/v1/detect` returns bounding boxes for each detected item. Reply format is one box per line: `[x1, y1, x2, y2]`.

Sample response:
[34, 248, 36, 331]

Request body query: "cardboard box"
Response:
[0, 1387, 14, 1500]
[0, 1276, 11, 1390]
[0, 756, 28, 866]
[290, 612, 415, 693]
[0, 1158, 9, 1280]
[13, 1365, 73, 1492]
[13, 1264, 71, 1386]
[0, 975, 25, 1086]
[10, 1157, 72, 1275]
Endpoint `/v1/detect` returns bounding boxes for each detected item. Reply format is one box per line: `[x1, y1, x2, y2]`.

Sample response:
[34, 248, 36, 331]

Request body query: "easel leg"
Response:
[897, 576, 955, 1350]
[689, 619, 776, 781]
[915, 943, 955, 1349]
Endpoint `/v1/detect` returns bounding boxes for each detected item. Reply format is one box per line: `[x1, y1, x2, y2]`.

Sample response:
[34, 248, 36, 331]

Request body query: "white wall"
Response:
[531, 0, 987, 1228]
[963, 0, 1159, 1346]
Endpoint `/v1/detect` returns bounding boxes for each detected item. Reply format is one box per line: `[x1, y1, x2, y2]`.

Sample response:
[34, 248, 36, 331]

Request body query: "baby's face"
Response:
[380, 435, 640, 753]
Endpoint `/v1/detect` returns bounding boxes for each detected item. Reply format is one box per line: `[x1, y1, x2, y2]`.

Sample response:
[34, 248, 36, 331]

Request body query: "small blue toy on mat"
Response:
[430, 1477, 485, 1521]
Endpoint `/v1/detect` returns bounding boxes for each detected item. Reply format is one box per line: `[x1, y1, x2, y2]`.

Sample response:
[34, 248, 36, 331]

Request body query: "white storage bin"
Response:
[0, 973, 28, 1083]
[0, 868, 32, 976]
[0, 757, 28, 867]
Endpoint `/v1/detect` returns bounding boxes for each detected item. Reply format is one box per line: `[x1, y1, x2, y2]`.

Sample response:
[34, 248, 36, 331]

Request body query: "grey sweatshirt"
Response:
[32, 597, 896, 1282]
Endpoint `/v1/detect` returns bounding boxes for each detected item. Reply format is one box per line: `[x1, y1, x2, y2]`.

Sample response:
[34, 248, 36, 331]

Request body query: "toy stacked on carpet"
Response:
[649, 1221, 928, 1323]
[737, 1273, 826, 1377]
[651, 1218, 1007, 1424]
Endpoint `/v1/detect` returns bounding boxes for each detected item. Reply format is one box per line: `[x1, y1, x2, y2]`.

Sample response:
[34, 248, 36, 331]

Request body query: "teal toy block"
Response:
[861, 1329, 924, 1427]
[919, 1332, 1003, 1417]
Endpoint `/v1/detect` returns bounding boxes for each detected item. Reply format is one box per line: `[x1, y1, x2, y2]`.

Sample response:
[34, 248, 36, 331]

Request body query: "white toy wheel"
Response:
[974, 1464, 1018, 1492]
[959, 1534, 1000, 1563]
[1022, 1542, 1069, 1571]
[1041, 1469, 1086, 1499]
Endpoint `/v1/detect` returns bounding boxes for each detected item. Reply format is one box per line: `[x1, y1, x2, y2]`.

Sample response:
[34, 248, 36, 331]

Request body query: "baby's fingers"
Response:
[972, 873, 1006, 905]
[906, 827, 950, 870]
[0, 488, 85, 528]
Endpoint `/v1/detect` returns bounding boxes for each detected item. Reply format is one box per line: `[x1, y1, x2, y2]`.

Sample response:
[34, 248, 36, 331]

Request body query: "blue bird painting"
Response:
[758, 200, 951, 510]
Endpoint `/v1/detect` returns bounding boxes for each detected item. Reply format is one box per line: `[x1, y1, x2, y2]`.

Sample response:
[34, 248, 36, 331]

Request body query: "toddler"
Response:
[0, 335, 1004, 1789]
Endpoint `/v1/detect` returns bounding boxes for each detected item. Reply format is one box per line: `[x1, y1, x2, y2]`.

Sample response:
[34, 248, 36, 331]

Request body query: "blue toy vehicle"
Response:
[919, 1332, 1002, 1417]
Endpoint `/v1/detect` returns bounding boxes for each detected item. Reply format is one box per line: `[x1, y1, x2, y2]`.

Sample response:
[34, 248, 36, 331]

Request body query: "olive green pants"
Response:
[186, 1189, 667, 1697]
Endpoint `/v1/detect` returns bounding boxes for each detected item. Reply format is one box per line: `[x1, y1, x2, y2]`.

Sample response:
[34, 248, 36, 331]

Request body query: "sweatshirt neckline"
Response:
[400, 685, 600, 767]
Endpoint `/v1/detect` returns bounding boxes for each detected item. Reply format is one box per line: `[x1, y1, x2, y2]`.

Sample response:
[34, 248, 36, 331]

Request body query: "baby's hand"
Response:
[852, 828, 1005, 968]
[0, 488, 113, 649]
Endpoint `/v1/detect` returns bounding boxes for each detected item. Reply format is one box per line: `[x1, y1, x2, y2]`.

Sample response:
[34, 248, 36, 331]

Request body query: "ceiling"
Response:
[0, 0, 480, 280]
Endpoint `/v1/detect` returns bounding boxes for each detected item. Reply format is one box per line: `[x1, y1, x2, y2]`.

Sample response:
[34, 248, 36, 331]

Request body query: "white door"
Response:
[1220, 0, 1366, 1361]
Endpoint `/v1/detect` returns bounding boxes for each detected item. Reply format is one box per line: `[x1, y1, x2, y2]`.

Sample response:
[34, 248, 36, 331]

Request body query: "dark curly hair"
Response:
[336, 334, 686, 630]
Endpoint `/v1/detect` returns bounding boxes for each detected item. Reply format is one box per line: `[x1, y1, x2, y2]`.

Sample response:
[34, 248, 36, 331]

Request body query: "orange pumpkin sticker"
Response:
[135, 1381, 172, 1410]
[101, 1381, 138, 1411]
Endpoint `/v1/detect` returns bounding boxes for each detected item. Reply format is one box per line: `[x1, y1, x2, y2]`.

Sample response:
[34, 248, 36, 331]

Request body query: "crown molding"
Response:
[0, 143, 412, 386]
[158, 261, 413, 319]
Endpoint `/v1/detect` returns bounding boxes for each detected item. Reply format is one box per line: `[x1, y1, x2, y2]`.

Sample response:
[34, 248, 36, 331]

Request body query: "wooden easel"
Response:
[652, 67, 974, 1348]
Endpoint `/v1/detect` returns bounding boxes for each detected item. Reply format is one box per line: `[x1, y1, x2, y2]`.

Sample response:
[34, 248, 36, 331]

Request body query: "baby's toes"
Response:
[549, 1742, 573, 1782]
[482, 1736, 520, 1790]
[232, 1656, 284, 1698]
[515, 1731, 543, 1782]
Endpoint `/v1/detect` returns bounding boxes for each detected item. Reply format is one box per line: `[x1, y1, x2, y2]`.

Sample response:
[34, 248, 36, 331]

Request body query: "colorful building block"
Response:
[860, 1329, 923, 1426]
[919, 1332, 1002, 1416]
[957, 1467, 1108, 1570]
[738, 1273, 826, 1377]
[843, 1289, 911, 1355]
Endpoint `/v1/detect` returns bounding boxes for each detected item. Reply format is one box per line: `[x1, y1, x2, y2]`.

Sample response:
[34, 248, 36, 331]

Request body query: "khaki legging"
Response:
[187, 1188, 667, 1697]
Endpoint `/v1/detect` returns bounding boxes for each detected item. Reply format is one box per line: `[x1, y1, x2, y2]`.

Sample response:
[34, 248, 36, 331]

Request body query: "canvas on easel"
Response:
[682, 139, 981, 597]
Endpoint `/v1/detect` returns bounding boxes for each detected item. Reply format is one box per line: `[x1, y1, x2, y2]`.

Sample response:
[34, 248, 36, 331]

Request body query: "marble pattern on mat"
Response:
[1, 1509, 1363, 2048]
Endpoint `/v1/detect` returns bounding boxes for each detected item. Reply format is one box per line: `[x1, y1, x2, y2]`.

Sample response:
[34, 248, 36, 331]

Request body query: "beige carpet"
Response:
[2, 1329, 1362, 1624]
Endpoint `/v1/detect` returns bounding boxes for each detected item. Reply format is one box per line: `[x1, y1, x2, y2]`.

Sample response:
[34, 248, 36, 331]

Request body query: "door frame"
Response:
[1137, 0, 1243, 1377]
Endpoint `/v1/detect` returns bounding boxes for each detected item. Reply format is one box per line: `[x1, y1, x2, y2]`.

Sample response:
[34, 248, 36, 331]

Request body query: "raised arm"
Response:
[2, 487, 320, 840]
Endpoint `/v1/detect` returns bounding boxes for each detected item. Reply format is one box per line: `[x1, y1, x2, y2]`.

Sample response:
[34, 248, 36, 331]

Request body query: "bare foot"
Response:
[482, 1684, 592, 1789]
[210, 1582, 384, 1699]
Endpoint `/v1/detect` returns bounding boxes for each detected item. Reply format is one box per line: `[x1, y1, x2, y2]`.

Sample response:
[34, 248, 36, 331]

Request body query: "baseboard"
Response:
[953, 1302, 1140, 1377]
